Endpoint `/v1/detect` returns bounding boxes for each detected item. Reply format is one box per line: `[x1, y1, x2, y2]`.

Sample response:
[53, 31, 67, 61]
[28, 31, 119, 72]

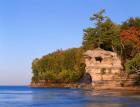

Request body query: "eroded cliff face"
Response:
[90, 73, 140, 90]
[84, 48, 140, 90]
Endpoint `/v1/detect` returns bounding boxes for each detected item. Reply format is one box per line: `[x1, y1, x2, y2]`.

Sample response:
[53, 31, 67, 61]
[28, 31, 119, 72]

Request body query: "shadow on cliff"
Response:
[79, 73, 92, 84]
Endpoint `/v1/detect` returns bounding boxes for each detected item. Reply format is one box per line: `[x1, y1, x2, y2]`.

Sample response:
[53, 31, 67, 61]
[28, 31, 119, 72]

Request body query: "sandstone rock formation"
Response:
[84, 48, 123, 82]
[83, 48, 140, 90]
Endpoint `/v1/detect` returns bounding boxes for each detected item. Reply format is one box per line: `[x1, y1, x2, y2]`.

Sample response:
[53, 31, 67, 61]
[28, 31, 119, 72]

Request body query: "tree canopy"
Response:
[120, 18, 140, 60]
[32, 48, 85, 83]
[83, 10, 121, 55]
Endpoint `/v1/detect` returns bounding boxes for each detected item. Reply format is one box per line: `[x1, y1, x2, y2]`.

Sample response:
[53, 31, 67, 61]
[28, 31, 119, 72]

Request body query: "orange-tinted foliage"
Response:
[120, 27, 140, 49]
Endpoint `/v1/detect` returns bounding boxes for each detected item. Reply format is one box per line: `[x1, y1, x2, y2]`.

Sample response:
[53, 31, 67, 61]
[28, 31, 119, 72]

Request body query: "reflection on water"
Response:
[0, 86, 140, 107]
[84, 90, 140, 107]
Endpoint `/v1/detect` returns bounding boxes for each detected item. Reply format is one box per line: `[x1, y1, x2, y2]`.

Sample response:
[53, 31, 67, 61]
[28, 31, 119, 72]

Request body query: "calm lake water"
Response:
[0, 86, 140, 107]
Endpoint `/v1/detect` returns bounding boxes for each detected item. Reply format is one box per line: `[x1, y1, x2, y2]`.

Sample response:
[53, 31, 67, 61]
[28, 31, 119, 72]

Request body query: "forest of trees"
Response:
[32, 10, 140, 83]
[32, 48, 85, 82]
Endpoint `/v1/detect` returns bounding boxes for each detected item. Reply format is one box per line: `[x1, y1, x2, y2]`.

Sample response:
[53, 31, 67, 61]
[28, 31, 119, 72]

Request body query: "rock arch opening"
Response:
[80, 73, 92, 84]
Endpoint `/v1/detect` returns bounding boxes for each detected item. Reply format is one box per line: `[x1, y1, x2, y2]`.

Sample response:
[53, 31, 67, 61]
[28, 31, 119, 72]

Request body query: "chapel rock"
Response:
[84, 48, 123, 89]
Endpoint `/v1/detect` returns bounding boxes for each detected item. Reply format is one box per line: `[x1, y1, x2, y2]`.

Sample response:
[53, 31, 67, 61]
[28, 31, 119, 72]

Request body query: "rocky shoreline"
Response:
[30, 74, 140, 91]
[30, 82, 93, 90]
[30, 82, 140, 91]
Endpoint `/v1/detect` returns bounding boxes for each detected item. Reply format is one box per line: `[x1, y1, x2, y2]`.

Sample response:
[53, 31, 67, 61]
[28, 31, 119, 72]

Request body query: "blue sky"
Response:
[0, 0, 139, 85]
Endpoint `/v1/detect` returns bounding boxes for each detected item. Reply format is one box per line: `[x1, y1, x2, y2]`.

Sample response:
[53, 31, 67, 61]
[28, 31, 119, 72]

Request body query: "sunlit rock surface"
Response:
[84, 48, 140, 90]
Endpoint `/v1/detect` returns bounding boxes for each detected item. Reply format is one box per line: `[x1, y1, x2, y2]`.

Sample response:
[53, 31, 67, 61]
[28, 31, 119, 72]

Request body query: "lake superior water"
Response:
[0, 86, 140, 107]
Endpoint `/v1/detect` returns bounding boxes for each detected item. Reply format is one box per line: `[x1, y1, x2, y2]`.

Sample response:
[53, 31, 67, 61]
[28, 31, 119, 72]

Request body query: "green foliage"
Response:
[32, 48, 85, 83]
[83, 10, 122, 55]
[121, 17, 140, 29]
[82, 27, 99, 50]
[125, 53, 140, 74]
